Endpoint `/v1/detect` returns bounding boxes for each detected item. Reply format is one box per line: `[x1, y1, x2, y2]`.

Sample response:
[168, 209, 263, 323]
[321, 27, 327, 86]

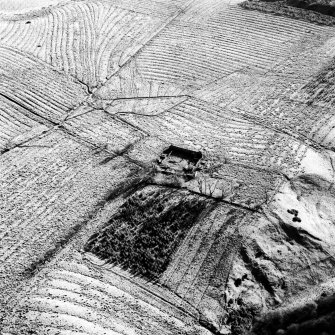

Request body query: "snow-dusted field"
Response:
[1, 0, 335, 334]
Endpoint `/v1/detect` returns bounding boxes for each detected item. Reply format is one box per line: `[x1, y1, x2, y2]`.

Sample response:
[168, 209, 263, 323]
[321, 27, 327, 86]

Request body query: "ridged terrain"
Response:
[0, 46, 86, 124]
[111, 97, 309, 176]
[63, 108, 146, 153]
[0, 98, 44, 152]
[102, 0, 190, 17]
[2, 256, 211, 335]
[0, 130, 138, 317]
[96, 1, 329, 100]
[0, 0, 176, 88]
[193, 31, 335, 151]
[1, 0, 335, 334]
[161, 205, 249, 306]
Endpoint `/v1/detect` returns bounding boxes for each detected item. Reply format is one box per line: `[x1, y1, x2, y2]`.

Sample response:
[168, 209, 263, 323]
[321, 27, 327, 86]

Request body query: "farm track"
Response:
[1, 0, 335, 333]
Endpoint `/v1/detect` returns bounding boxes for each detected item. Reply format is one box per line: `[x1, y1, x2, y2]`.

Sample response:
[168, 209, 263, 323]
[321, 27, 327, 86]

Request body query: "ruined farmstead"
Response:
[1, 0, 335, 334]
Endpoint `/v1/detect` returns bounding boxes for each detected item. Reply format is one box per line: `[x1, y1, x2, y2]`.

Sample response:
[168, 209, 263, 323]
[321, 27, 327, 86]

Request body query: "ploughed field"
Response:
[1, 0, 335, 334]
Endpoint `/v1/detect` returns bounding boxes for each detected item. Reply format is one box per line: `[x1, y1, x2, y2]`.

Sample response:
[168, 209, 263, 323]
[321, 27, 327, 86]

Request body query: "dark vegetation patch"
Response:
[240, 0, 335, 25]
[251, 293, 335, 334]
[299, 58, 335, 107]
[292, 216, 301, 222]
[227, 305, 257, 335]
[287, 209, 299, 216]
[287, 208, 302, 222]
[84, 186, 210, 280]
[234, 274, 248, 287]
[287, 0, 335, 16]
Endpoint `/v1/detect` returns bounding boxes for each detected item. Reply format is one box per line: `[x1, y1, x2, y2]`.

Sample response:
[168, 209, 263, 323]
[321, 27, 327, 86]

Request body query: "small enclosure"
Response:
[156, 145, 202, 177]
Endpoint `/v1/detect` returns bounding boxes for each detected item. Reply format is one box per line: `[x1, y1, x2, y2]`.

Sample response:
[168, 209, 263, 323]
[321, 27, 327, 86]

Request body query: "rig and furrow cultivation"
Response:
[62, 109, 147, 153]
[100, 0, 189, 17]
[0, 0, 67, 14]
[111, 97, 311, 176]
[0, 130, 138, 317]
[0, 98, 44, 152]
[0, 0, 175, 88]
[98, 3, 324, 100]
[0, 46, 86, 123]
[1, 0, 335, 334]
[2, 253, 212, 335]
[193, 32, 335, 150]
[162, 205, 247, 302]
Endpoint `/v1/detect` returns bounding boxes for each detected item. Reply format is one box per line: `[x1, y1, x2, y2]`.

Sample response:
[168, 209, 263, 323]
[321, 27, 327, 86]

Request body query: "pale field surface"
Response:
[1, 0, 335, 334]
[0, 0, 67, 13]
